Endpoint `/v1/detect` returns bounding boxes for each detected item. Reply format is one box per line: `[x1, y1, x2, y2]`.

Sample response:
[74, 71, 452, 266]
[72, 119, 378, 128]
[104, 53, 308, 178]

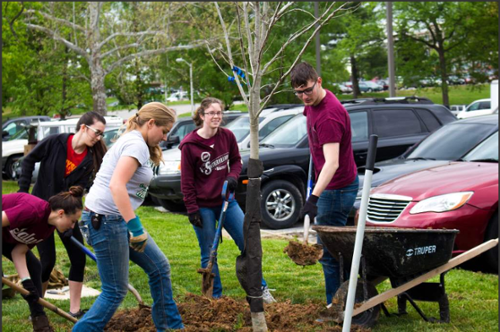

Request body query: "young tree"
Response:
[207, 2, 356, 330]
[22, 2, 206, 115]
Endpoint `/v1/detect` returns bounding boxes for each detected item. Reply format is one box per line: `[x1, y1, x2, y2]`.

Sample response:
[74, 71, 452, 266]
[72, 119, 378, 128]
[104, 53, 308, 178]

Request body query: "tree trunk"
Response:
[61, 34, 69, 120]
[438, 47, 449, 108]
[88, 2, 107, 116]
[350, 54, 361, 98]
[90, 58, 108, 116]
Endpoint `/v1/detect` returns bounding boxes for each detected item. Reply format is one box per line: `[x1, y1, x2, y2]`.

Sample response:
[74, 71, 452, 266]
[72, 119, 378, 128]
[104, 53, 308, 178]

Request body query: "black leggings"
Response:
[36, 225, 86, 283]
[3, 242, 45, 318]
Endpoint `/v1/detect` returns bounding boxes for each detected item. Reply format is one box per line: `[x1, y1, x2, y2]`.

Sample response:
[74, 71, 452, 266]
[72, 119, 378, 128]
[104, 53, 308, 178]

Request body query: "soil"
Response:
[283, 240, 324, 266]
[104, 293, 371, 332]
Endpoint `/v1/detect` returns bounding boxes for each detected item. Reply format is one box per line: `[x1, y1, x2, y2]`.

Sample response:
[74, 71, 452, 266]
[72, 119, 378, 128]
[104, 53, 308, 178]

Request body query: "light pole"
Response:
[176, 58, 194, 116]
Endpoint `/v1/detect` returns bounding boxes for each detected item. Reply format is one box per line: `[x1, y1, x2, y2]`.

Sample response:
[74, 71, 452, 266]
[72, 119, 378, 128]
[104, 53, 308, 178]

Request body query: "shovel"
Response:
[70, 236, 146, 307]
[284, 155, 323, 266]
[197, 180, 234, 297]
[2, 277, 78, 324]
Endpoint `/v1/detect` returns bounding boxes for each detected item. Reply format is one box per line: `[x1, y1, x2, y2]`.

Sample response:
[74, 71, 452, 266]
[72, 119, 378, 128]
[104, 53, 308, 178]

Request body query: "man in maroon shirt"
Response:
[290, 62, 359, 305]
[2, 188, 83, 332]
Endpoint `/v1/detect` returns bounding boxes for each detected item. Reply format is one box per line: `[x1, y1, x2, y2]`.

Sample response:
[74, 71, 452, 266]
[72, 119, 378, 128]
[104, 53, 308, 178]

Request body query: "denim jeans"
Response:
[316, 176, 359, 305]
[195, 200, 267, 298]
[73, 211, 184, 332]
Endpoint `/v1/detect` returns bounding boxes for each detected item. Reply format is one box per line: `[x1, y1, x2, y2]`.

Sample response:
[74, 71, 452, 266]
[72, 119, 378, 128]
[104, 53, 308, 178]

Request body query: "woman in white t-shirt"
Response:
[73, 102, 184, 331]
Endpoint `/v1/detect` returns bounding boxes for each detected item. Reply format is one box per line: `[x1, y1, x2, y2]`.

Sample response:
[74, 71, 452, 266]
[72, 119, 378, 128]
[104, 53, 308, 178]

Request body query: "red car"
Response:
[364, 132, 498, 271]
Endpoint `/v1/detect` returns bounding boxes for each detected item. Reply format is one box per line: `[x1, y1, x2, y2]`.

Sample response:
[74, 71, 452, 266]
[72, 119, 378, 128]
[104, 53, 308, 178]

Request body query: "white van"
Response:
[2, 116, 124, 179]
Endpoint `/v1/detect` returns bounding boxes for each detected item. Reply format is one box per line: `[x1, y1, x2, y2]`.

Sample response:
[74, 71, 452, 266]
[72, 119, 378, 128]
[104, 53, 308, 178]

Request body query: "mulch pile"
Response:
[104, 293, 371, 331]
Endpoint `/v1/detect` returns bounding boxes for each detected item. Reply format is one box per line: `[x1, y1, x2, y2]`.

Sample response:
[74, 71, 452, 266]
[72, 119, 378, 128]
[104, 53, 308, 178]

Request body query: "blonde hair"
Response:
[125, 102, 176, 166]
[192, 97, 224, 127]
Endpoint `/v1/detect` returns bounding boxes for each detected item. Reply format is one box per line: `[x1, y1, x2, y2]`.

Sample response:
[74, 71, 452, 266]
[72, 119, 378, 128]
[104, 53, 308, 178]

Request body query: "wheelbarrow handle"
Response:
[2, 277, 78, 324]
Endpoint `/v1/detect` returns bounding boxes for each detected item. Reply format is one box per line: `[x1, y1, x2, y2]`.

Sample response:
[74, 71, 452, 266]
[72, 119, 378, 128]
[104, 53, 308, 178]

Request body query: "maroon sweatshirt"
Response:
[180, 127, 242, 214]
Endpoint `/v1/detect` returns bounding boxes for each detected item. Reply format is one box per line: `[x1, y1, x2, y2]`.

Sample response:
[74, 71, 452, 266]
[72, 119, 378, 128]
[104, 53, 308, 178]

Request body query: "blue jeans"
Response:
[316, 176, 359, 305]
[195, 200, 267, 298]
[73, 211, 184, 332]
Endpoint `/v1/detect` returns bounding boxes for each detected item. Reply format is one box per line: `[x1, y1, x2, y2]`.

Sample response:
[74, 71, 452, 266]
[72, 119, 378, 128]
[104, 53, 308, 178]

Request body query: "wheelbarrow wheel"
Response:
[332, 279, 380, 328]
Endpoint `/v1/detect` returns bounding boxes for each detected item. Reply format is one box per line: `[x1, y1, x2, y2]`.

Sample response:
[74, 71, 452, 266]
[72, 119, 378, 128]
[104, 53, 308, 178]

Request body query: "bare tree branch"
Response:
[235, 4, 252, 89]
[214, 2, 249, 106]
[260, 2, 353, 112]
[25, 9, 85, 32]
[25, 23, 89, 60]
[206, 43, 231, 78]
[101, 43, 140, 58]
[105, 42, 206, 75]
[242, 3, 255, 74]
[98, 31, 168, 49]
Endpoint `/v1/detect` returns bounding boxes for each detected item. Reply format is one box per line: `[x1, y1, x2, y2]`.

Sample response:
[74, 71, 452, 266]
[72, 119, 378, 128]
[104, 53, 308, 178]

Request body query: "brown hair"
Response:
[192, 97, 224, 127]
[290, 62, 319, 88]
[125, 102, 176, 166]
[76, 111, 108, 175]
[48, 186, 84, 215]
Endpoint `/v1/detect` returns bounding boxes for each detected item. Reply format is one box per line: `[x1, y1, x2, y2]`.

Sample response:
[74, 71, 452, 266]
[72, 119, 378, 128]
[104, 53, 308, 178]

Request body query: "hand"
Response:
[226, 176, 238, 193]
[127, 216, 148, 253]
[300, 195, 319, 222]
[130, 231, 148, 253]
[188, 211, 203, 228]
[21, 278, 39, 305]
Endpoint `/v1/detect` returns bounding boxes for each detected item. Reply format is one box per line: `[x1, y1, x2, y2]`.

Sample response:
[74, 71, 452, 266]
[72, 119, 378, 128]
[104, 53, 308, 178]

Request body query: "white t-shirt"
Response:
[85, 130, 153, 215]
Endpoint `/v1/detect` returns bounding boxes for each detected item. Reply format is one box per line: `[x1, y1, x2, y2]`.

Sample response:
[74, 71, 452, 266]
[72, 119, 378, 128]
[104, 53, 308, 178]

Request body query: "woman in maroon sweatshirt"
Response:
[180, 97, 275, 303]
[2, 186, 83, 332]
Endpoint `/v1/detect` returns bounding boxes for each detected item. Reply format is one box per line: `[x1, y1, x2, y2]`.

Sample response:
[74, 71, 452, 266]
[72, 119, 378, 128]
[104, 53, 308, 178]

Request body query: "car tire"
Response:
[367, 88, 372, 92]
[158, 198, 186, 213]
[260, 180, 302, 229]
[4, 155, 22, 181]
[483, 212, 498, 273]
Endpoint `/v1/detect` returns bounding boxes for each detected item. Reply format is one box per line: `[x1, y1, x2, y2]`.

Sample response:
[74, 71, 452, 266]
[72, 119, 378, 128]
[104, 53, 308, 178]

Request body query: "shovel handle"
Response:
[303, 215, 310, 244]
[2, 277, 77, 324]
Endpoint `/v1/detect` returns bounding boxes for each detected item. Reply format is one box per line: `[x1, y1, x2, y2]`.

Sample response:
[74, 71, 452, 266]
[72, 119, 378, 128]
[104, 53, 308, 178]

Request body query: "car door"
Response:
[371, 108, 428, 162]
[464, 100, 492, 118]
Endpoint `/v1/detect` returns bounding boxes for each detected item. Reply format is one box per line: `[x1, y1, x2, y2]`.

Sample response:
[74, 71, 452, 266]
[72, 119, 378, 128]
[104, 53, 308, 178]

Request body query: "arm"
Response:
[2, 211, 10, 227]
[180, 148, 199, 214]
[311, 143, 340, 197]
[109, 156, 139, 222]
[18, 136, 52, 192]
[11, 244, 30, 279]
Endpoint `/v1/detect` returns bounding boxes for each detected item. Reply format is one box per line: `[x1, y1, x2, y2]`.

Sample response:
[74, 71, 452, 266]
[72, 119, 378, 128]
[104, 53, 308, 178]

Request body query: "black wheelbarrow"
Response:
[313, 225, 498, 327]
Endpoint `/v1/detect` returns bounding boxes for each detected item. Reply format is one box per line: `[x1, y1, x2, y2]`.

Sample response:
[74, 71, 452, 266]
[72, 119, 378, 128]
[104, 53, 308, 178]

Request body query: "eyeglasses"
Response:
[294, 81, 317, 96]
[204, 111, 222, 117]
[85, 125, 104, 137]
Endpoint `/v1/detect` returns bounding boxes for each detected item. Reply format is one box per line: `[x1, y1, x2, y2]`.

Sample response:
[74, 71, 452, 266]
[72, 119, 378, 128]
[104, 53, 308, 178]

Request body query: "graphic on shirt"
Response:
[136, 183, 149, 199]
[199, 152, 229, 175]
[9, 228, 43, 245]
[66, 159, 78, 175]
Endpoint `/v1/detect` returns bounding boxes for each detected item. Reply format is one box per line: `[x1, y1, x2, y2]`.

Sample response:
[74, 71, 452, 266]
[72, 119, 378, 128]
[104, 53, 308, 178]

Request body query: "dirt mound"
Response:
[104, 293, 371, 331]
[284, 240, 323, 266]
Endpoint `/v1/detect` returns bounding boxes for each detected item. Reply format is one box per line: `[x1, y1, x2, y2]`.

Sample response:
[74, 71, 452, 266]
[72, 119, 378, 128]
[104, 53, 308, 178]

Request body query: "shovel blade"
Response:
[197, 268, 215, 297]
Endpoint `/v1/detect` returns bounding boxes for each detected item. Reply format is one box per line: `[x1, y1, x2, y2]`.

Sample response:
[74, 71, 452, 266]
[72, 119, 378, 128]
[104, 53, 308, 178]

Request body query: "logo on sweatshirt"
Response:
[199, 152, 229, 175]
[9, 228, 43, 245]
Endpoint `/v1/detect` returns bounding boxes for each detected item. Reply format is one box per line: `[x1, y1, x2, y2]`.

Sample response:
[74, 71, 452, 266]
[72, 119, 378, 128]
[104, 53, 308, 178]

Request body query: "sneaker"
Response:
[68, 309, 88, 319]
[261, 286, 276, 304]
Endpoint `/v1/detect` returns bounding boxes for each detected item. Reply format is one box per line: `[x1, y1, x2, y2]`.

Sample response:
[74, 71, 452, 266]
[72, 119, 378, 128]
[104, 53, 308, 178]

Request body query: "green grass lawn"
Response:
[1, 180, 498, 331]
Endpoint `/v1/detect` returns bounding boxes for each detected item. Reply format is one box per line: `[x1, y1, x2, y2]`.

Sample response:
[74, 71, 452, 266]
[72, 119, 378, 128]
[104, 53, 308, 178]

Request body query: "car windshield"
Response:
[405, 122, 495, 160]
[462, 131, 498, 162]
[260, 114, 307, 147]
[9, 129, 29, 140]
[225, 116, 264, 142]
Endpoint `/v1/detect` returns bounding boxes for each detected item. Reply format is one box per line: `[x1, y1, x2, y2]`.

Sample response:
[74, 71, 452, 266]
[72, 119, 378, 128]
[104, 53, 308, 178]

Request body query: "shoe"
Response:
[68, 309, 88, 319]
[261, 286, 276, 304]
[32, 315, 55, 332]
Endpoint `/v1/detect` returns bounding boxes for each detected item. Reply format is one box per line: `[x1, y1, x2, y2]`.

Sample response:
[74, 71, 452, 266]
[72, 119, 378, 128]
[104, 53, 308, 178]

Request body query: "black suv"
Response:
[236, 97, 457, 229]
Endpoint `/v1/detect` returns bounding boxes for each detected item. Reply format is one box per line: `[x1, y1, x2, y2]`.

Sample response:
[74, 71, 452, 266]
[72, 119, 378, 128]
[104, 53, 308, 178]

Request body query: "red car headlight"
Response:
[410, 192, 474, 214]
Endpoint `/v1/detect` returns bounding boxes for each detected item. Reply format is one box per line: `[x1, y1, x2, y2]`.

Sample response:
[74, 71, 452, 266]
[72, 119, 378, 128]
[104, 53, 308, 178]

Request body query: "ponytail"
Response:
[48, 186, 84, 215]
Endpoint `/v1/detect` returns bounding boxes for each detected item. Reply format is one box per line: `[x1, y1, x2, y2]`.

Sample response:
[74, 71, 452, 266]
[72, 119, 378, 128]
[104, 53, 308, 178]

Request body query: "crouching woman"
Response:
[2, 186, 84, 332]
